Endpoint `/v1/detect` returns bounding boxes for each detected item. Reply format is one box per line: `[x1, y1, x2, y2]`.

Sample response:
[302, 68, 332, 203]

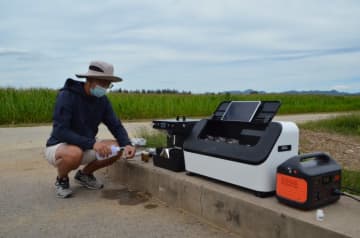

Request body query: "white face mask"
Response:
[90, 85, 107, 98]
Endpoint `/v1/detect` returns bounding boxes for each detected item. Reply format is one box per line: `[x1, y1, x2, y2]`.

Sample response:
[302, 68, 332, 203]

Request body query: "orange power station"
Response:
[276, 152, 341, 210]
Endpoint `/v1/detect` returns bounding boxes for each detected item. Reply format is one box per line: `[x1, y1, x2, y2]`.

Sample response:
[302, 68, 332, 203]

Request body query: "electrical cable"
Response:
[341, 186, 360, 195]
[333, 189, 360, 203]
[341, 192, 360, 202]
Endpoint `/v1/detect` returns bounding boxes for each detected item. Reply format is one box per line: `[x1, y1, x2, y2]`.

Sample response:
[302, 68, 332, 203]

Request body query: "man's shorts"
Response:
[44, 143, 97, 167]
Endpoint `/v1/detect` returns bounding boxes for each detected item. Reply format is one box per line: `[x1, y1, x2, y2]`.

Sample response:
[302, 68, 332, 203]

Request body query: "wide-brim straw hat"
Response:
[75, 61, 123, 82]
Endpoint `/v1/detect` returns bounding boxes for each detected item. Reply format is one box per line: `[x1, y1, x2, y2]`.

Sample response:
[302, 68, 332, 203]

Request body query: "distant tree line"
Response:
[113, 88, 192, 94]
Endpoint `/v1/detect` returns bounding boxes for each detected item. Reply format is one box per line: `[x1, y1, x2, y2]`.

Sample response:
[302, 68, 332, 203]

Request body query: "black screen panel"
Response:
[222, 101, 261, 122]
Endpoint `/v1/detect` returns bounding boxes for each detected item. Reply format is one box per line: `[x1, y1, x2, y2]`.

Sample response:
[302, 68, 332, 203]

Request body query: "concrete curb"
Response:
[108, 158, 357, 238]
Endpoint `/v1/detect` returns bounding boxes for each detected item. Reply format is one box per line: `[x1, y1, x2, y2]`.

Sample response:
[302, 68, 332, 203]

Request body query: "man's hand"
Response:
[93, 141, 112, 158]
[123, 145, 136, 159]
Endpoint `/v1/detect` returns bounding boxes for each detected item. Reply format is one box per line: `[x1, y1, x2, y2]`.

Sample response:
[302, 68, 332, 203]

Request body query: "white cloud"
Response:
[332, 85, 351, 91]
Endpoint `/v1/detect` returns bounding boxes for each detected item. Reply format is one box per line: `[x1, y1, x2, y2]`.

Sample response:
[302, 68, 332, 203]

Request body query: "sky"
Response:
[1, 0, 360, 93]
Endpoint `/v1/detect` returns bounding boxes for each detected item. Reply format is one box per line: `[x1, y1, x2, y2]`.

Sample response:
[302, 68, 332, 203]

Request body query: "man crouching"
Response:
[44, 61, 135, 198]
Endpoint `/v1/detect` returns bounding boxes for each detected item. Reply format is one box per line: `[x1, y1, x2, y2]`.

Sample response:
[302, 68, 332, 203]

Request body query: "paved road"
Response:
[0, 148, 239, 238]
[0, 113, 346, 237]
[0, 123, 239, 237]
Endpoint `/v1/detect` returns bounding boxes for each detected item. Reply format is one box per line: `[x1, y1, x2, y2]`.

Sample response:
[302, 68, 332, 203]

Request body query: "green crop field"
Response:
[1, 87, 360, 125]
[0, 88, 56, 125]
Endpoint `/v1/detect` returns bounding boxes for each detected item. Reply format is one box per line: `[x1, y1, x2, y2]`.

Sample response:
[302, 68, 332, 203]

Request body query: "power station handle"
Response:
[297, 152, 331, 163]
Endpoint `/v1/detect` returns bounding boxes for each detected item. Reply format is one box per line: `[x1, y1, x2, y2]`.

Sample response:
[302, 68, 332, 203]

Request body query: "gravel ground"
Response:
[300, 129, 360, 171]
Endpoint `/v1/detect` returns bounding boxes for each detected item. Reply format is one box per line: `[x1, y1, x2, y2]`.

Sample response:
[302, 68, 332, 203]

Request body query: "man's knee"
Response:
[56, 145, 83, 169]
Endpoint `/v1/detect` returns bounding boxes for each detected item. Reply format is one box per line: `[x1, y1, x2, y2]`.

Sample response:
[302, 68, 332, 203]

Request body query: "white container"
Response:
[316, 209, 324, 221]
[96, 145, 123, 160]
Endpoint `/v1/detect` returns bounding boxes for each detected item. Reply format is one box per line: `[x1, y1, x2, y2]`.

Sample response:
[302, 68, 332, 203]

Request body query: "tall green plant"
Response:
[0, 88, 57, 124]
[1, 88, 360, 125]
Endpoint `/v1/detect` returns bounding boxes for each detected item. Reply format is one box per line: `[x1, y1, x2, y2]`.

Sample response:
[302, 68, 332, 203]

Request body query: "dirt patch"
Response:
[101, 188, 152, 205]
[300, 129, 360, 171]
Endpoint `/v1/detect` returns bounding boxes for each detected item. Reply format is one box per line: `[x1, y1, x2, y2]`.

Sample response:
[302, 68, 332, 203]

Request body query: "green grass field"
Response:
[1, 87, 360, 125]
[342, 170, 360, 195]
[300, 113, 360, 137]
[0, 88, 56, 125]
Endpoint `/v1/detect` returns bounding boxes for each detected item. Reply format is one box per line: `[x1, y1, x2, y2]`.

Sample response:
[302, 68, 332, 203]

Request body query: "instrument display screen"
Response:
[222, 101, 261, 122]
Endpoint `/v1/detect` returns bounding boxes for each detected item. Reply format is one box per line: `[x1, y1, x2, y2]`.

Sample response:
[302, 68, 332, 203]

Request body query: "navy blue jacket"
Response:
[46, 78, 131, 150]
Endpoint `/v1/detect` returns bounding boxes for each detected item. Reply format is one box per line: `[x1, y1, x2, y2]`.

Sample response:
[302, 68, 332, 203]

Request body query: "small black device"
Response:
[276, 152, 341, 210]
[153, 117, 198, 148]
[153, 148, 185, 172]
[152, 117, 199, 172]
